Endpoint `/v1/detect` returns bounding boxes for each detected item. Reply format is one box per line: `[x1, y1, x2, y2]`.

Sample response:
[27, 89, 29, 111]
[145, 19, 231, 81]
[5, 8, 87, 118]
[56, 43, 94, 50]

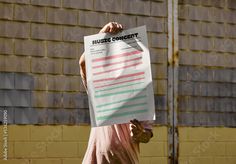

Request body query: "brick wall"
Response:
[178, 0, 236, 126]
[140, 126, 168, 164]
[179, 127, 236, 164]
[0, 0, 168, 125]
[0, 0, 236, 164]
[177, 1, 236, 163]
[0, 125, 168, 164]
[1, 125, 236, 164]
[0, 0, 169, 163]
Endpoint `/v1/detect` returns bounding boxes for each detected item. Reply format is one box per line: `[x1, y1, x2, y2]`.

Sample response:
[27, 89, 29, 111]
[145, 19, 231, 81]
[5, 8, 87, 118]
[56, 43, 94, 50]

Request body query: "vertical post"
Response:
[167, 0, 179, 163]
[173, 0, 179, 163]
[167, 0, 174, 163]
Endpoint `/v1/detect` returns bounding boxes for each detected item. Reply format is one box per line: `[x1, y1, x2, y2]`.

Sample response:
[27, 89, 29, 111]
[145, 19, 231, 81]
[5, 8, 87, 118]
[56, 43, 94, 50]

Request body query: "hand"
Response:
[99, 22, 123, 34]
[130, 119, 153, 143]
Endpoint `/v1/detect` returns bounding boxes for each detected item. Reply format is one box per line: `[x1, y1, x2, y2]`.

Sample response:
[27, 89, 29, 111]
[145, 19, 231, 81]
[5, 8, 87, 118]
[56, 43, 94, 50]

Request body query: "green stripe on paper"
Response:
[95, 88, 145, 98]
[95, 82, 144, 93]
[96, 95, 146, 108]
[97, 102, 147, 113]
[96, 109, 148, 121]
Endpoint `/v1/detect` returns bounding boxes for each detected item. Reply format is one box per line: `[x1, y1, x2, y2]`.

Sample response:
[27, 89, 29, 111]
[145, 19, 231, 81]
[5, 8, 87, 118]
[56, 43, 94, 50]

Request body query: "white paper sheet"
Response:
[84, 26, 155, 127]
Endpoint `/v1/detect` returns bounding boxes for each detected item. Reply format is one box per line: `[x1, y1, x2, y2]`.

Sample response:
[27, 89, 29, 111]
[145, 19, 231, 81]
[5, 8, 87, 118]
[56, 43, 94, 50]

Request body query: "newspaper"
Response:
[84, 26, 155, 127]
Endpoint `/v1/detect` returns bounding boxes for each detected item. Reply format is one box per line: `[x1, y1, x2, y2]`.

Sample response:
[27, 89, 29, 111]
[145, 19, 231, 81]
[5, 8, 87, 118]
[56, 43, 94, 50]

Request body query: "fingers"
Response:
[130, 119, 143, 131]
[130, 119, 140, 125]
[118, 23, 123, 30]
[111, 22, 123, 33]
[130, 119, 145, 140]
[99, 22, 123, 34]
[108, 22, 122, 33]
[131, 125, 140, 135]
[131, 119, 149, 143]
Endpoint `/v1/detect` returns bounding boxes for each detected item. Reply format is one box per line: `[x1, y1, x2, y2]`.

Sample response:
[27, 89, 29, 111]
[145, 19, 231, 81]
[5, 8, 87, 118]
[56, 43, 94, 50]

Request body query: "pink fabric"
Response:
[81, 69, 153, 163]
[82, 121, 152, 164]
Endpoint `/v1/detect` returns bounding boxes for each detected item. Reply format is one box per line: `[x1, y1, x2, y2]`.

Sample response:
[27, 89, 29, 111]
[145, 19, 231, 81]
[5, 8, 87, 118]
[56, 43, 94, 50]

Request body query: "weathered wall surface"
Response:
[0, 0, 169, 163]
[0, 0, 168, 125]
[178, 0, 236, 126]
[0, 125, 168, 164]
[0, 0, 235, 164]
[177, 0, 236, 163]
[179, 127, 236, 164]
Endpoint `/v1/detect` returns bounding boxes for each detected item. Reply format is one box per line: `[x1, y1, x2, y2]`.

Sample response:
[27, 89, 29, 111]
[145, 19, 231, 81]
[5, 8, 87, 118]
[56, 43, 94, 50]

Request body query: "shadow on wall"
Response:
[0, 72, 90, 125]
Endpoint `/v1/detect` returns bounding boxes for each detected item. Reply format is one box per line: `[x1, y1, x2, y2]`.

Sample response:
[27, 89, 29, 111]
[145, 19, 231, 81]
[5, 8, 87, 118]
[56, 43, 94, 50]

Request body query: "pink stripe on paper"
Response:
[93, 72, 144, 83]
[92, 57, 142, 69]
[95, 77, 145, 89]
[93, 62, 142, 76]
[92, 50, 142, 62]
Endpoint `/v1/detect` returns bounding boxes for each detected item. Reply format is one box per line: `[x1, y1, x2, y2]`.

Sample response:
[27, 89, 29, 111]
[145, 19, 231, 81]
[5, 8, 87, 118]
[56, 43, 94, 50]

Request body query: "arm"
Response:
[79, 52, 87, 91]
